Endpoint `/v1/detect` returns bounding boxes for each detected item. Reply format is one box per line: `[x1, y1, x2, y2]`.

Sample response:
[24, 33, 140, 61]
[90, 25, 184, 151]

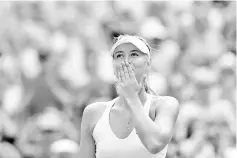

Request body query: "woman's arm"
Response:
[78, 105, 96, 158]
[116, 61, 179, 154]
[126, 96, 179, 154]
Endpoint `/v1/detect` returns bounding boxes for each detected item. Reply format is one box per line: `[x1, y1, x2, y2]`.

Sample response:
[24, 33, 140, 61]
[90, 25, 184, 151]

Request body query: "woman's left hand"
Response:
[115, 61, 141, 99]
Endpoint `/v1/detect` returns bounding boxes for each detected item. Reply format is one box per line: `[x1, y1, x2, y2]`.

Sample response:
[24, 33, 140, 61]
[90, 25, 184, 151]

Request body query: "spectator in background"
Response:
[0, 108, 22, 158]
[20, 48, 64, 117]
[0, 141, 22, 158]
[16, 106, 78, 158]
[217, 52, 236, 108]
[50, 138, 79, 158]
[176, 66, 219, 140]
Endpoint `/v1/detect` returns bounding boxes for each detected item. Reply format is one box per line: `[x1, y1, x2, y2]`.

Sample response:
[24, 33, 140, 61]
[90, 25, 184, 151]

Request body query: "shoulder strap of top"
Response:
[92, 97, 118, 137]
[103, 97, 118, 117]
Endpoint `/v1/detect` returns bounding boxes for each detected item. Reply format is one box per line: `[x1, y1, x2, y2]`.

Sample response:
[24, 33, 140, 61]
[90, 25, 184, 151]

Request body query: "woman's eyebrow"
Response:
[114, 51, 123, 54]
[130, 49, 141, 52]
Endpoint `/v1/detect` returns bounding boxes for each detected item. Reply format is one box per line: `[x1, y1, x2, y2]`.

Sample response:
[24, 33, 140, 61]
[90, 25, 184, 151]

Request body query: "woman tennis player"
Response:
[79, 35, 179, 158]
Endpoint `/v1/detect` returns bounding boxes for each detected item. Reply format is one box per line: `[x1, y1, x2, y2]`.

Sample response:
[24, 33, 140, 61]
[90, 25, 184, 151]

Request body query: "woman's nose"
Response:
[124, 56, 130, 63]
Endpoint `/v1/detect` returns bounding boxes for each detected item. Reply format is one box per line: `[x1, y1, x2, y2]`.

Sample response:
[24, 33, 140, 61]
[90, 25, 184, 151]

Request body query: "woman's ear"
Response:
[145, 58, 151, 72]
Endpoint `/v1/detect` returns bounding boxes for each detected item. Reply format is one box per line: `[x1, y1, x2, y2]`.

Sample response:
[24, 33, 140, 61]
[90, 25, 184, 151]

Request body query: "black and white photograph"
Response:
[0, 1, 236, 158]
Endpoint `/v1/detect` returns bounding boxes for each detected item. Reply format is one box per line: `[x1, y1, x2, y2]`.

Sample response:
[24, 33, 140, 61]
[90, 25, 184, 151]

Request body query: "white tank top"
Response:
[92, 94, 168, 158]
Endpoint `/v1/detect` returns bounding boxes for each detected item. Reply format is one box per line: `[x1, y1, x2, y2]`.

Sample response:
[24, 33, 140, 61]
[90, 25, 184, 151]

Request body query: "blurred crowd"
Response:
[0, 1, 236, 158]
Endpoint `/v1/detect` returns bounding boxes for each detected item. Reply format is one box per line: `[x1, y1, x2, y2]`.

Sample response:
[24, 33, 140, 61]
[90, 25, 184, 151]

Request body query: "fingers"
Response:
[115, 68, 124, 94]
[119, 61, 129, 82]
[122, 61, 130, 80]
[117, 61, 137, 83]
[114, 66, 121, 83]
[119, 64, 125, 82]
[129, 62, 135, 72]
[118, 69, 122, 82]
[126, 62, 136, 79]
[115, 68, 121, 81]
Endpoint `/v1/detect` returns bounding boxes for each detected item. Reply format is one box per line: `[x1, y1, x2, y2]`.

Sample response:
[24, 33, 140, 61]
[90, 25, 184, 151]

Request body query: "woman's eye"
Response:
[116, 54, 124, 59]
[131, 53, 139, 57]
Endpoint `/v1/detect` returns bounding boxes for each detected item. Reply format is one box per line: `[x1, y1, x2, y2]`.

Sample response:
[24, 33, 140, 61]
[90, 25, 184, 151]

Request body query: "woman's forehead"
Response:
[114, 43, 141, 52]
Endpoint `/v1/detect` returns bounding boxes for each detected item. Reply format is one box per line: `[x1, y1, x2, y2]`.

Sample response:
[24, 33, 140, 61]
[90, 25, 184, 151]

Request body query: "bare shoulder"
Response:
[83, 102, 107, 117]
[151, 95, 179, 113]
[82, 101, 111, 133]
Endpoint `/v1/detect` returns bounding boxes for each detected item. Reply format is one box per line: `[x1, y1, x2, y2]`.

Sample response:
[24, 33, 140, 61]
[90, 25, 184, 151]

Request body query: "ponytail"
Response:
[144, 77, 158, 96]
